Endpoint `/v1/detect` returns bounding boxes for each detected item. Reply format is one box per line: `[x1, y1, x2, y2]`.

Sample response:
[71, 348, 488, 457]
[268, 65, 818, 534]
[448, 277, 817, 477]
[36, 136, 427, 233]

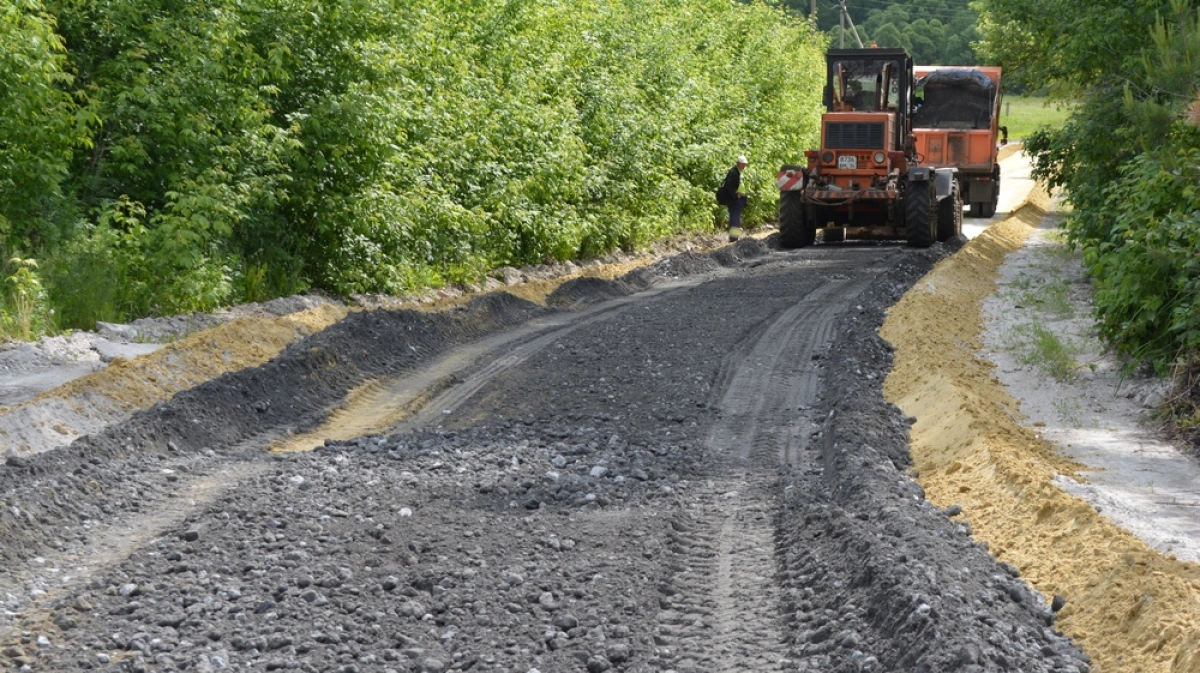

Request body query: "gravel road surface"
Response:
[0, 236, 1086, 672]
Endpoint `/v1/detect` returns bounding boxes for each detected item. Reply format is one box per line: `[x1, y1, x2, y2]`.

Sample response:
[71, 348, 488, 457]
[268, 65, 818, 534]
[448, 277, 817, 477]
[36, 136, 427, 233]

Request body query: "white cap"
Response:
[737, 155, 748, 165]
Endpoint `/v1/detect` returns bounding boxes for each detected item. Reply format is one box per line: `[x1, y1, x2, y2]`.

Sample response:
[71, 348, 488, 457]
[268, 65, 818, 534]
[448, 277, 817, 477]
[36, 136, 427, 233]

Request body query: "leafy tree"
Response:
[0, 0, 86, 251]
[773, 0, 981, 64]
[19, 0, 826, 328]
[972, 0, 1162, 94]
[871, 23, 910, 52]
[995, 0, 1200, 373]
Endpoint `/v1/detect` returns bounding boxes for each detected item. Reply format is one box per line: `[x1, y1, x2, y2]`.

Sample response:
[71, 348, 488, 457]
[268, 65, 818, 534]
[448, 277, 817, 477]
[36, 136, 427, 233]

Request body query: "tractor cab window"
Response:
[831, 59, 903, 112]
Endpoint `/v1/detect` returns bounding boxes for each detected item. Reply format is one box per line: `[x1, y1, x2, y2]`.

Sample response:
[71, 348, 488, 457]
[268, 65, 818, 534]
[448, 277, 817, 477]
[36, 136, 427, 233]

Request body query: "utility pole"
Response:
[811, 0, 817, 21]
[839, 5, 845, 48]
[836, 0, 864, 49]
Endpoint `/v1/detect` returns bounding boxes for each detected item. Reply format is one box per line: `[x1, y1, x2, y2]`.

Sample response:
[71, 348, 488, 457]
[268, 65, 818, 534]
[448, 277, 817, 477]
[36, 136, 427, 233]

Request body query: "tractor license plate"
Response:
[837, 155, 857, 169]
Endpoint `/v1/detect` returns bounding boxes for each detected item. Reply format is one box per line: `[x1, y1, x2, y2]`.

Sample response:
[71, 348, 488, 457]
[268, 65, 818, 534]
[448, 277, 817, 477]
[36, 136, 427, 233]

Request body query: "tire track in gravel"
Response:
[0, 276, 714, 653]
[270, 279, 702, 452]
[0, 454, 273, 648]
[654, 255, 892, 673]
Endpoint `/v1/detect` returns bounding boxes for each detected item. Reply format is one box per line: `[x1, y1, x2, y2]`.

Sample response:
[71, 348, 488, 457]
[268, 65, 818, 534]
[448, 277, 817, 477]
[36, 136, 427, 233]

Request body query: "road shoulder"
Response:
[882, 190, 1200, 673]
[982, 208, 1200, 566]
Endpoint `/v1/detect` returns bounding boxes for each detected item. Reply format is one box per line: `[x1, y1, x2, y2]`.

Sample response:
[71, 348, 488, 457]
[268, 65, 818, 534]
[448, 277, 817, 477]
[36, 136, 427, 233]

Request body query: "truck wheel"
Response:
[906, 179, 936, 248]
[987, 164, 1001, 217]
[937, 181, 963, 241]
[779, 191, 814, 248]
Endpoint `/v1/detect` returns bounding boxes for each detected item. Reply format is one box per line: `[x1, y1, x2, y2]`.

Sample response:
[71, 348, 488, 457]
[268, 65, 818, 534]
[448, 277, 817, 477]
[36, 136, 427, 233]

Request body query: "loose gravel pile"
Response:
[781, 241, 1090, 672]
[1, 235, 1087, 672]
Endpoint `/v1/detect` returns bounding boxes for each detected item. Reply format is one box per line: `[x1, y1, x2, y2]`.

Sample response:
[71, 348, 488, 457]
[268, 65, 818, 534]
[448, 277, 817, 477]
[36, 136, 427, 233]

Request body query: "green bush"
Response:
[0, 258, 55, 341]
[45, 198, 237, 327]
[4, 0, 826, 328]
[1083, 148, 1200, 369]
[0, 0, 87, 251]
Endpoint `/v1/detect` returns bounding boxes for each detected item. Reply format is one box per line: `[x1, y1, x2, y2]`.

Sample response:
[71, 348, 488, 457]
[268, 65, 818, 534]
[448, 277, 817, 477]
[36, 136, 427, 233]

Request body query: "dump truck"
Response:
[777, 47, 961, 248]
[912, 66, 1007, 217]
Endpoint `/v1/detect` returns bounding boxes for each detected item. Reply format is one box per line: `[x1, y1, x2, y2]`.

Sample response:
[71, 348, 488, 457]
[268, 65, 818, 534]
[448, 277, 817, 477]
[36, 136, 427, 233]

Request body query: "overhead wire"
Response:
[816, 0, 980, 23]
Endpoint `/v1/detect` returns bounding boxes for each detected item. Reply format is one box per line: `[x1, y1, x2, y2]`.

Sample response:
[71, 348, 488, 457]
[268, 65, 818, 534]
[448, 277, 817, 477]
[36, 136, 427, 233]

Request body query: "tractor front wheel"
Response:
[906, 179, 936, 248]
[936, 180, 963, 242]
[779, 191, 814, 248]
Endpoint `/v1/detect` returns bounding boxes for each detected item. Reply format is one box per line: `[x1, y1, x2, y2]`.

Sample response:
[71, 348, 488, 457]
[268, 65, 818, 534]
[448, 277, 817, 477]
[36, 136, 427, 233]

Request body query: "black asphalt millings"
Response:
[545, 273, 653, 308]
[783, 241, 1089, 672]
[0, 238, 752, 571]
[0, 301, 517, 481]
[711, 236, 771, 266]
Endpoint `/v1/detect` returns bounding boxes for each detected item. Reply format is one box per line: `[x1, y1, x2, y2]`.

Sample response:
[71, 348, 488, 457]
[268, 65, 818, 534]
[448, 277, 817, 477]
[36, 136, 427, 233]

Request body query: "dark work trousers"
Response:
[727, 195, 747, 233]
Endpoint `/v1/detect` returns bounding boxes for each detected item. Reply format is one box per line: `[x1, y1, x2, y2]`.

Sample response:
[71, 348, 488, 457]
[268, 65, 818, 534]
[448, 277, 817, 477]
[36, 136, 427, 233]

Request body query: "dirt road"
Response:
[0, 235, 1089, 672]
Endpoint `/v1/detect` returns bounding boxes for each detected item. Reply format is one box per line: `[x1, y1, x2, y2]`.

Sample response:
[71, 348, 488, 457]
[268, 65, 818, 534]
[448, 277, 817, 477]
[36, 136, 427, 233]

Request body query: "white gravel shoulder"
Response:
[980, 209, 1200, 564]
[0, 295, 338, 407]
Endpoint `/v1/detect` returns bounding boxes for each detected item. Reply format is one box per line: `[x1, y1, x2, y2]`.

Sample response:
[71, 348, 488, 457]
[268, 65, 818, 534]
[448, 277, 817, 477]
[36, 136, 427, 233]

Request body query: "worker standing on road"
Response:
[718, 155, 748, 242]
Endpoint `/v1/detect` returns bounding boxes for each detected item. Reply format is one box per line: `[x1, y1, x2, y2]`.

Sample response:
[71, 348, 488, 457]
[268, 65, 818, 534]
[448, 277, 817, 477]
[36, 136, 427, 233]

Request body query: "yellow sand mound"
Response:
[882, 191, 1200, 673]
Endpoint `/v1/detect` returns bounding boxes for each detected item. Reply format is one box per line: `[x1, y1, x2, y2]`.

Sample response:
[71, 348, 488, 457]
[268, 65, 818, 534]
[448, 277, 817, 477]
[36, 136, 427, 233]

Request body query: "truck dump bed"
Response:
[912, 66, 1003, 216]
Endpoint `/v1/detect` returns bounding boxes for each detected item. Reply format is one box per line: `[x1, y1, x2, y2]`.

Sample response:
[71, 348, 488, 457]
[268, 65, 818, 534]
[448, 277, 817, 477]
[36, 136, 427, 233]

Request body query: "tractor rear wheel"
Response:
[906, 179, 936, 248]
[779, 191, 814, 248]
[936, 180, 963, 241]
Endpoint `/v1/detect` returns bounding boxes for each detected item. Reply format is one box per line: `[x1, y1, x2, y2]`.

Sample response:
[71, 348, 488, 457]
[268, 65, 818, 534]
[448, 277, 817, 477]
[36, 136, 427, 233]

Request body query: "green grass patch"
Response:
[1013, 323, 1083, 382]
[1051, 396, 1087, 427]
[1018, 277, 1073, 319]
[1000, 276, 1072, 318]
[1000, 95, 1074, 140]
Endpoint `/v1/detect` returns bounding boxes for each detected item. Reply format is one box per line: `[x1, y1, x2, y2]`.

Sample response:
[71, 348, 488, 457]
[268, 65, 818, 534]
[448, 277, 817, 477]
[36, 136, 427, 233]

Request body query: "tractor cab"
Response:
[826, 50, 909, 117]
[814, 48, 916, 177]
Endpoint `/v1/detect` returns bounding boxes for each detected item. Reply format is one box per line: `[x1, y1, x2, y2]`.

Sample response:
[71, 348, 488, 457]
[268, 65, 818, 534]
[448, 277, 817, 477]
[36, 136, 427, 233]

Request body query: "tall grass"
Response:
[1000, 95, 1074, 140]
[0, 257, 55, 342]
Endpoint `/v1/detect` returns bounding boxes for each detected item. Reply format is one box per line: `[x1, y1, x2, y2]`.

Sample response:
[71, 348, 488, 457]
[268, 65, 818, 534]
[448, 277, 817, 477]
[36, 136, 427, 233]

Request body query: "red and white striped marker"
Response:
[776, 170, 805, 191]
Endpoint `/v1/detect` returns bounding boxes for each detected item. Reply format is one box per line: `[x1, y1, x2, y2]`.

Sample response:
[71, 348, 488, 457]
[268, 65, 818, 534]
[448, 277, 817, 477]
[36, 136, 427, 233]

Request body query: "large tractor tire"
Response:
[906, 179, 936, 248]
[779, 191, 815, 248]
[936, 180, 963, 242]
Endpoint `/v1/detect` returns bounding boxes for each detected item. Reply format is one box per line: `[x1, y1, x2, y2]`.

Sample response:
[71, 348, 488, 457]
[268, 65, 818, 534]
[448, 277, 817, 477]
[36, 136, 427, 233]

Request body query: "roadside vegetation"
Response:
[0, 0, 825, 340]
[976, 0, 1200, 443]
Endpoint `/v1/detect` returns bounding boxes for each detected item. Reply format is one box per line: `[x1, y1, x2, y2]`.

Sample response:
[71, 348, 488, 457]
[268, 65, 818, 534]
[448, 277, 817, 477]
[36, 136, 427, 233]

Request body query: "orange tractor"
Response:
[777, 48, 961, 248]
[912, 66, 1007, 218]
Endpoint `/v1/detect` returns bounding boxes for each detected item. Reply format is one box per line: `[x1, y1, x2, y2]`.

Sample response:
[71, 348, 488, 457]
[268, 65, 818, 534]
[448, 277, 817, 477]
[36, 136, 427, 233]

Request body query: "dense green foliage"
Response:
[0, 1, 86, 249]
[775, 0, 979, 64]
[976, 0, 1200, 372]
[0, 0, 826, 334]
